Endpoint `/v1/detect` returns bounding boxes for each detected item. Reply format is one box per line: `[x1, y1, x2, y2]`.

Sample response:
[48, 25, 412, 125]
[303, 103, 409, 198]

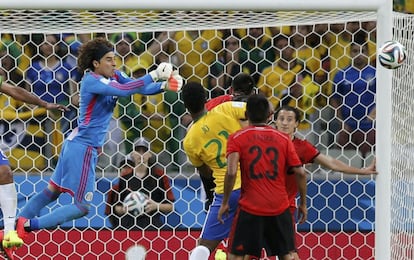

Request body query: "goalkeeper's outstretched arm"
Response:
[0, 76, 69, 112]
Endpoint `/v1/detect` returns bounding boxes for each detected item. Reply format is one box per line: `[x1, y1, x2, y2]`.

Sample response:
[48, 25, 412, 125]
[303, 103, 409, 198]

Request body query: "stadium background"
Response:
[0, 3, 410, 259]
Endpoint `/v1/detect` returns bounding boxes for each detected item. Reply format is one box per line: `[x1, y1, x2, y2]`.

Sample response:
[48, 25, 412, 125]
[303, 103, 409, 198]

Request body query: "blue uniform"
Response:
[51, 70, 163, 201]
[19, 70, 164, 229]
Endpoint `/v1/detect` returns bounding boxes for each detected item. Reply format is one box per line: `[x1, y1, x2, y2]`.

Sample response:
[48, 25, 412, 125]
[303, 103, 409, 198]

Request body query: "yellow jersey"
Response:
[183, 101, 246, 194]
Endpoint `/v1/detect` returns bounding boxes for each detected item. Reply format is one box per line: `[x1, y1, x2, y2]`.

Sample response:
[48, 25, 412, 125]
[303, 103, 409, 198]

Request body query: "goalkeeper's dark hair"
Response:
[274, 105, 302, 123]
[231, 73, 256, 96]
[181, 81, 207, 114]
[77, 37, 114, 73]
[246, 93, 270, 124]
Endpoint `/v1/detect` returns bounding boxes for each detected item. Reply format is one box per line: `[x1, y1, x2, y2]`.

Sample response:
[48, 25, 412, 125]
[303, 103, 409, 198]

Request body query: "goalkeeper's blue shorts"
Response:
[50, 140, 98, 206]
[200, 189, 241, 241]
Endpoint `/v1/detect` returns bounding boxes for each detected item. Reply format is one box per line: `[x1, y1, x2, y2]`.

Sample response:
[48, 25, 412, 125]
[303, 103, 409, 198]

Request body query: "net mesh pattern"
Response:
[0, 10, 377, 33]
[0, 8, 408, 260]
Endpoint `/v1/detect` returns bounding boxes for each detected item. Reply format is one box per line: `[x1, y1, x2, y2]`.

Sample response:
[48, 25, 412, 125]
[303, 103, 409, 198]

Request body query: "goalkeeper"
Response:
[15, 38, 183, 243]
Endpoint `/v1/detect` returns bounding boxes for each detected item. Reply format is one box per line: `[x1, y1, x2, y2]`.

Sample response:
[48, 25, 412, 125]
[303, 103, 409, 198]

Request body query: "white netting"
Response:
[0, 10, 377, 33]
[0, 7, 404, 260]
[390, 12, 414, 260]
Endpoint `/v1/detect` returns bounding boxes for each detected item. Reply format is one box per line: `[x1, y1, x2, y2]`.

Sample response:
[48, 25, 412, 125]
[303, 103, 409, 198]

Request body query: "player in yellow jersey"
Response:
[182, 82, 247, 260]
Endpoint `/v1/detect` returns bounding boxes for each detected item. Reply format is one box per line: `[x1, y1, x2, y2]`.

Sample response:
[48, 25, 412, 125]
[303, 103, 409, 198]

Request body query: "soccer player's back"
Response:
[182, 82, 247, 260]
[229, 125, 297, 213]
[218, 94, 307, 260]
[184, 101, 245, 194]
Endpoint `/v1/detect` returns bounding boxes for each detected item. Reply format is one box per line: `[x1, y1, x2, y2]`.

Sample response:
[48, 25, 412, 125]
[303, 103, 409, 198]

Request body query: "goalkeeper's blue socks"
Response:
[32, 204, 88, 230]
[19, 188, 59, 219]
[19, 187, 89, 230]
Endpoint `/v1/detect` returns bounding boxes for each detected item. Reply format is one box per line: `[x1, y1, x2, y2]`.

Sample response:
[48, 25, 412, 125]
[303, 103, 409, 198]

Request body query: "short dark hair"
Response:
[274, 105, 302, 123]
[231, 73, 256, 96]
[246, 94, 270, 124]
[181, 81, 207, 114]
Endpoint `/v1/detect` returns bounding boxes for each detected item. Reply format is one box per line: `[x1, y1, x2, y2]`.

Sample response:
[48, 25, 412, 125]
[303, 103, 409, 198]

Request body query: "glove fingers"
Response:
[167, 71, 183, 92]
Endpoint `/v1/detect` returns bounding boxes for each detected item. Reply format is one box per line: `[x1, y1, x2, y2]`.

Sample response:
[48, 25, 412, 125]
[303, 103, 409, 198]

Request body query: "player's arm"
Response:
[89, 65, 182, 96]
[195, 163, 213, 179]
[314, 153, 377, 175]
[0, 77, 68, 112]
[291, 166, 307, 224]
[217, 151, 239, 224]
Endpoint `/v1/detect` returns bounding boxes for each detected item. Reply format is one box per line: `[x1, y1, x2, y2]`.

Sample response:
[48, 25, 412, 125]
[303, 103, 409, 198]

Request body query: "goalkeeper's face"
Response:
[94, 52, 116, 78]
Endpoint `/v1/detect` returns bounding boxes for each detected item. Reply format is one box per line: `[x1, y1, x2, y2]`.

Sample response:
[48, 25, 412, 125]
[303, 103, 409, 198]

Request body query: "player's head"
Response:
[77, 37, 115, 76]
[246, 93, 271, 124]
[231, 73, 256, 100]
[182, 81, 207, 114]
[273, 105, 301, 135]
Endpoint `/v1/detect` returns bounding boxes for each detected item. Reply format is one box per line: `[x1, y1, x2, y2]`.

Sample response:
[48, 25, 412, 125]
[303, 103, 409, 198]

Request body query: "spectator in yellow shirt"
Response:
[258, 34, 319, 143]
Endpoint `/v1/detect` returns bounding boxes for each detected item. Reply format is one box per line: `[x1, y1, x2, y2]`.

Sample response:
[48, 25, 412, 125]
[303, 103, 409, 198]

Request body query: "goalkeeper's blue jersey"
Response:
[68, 70, 163, 147]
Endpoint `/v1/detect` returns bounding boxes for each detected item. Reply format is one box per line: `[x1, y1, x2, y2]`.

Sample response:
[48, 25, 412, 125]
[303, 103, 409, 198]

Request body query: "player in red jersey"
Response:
[273, 105, 377, 259]
[218, 94, 307, 260]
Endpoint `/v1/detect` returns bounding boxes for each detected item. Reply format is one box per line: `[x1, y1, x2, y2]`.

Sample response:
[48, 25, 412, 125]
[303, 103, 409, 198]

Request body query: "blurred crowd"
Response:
[0, 20, 382, 172]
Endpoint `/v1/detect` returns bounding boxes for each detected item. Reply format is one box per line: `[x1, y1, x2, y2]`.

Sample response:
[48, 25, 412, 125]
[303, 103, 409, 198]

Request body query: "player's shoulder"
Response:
[205, 95, 232, 110]
[113, 69, 129, 80]
[210, 100, 246, 115]
[82, 72, 102, 85]
[292, 136, 311, 145]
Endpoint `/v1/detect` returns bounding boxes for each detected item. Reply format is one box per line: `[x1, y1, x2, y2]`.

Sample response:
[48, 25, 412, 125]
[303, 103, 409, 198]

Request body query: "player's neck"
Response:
[191, 110, 207, 122]
[251, 123, 267, 127]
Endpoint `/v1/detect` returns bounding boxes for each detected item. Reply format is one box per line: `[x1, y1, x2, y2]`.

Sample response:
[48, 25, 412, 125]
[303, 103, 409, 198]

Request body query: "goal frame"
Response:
[0, 1, 393, 259]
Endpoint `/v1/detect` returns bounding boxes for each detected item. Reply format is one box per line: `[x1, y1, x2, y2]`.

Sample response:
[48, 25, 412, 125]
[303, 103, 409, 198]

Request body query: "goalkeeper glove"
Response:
[161, 70, 183, 92]
[149, 62, 173, 81]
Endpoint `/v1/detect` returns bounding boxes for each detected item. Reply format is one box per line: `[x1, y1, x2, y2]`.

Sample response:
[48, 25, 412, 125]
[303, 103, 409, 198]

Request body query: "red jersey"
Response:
[227, 125, 302, 216]
[205, 94, 232, 111]
[287, 137, 320, 208]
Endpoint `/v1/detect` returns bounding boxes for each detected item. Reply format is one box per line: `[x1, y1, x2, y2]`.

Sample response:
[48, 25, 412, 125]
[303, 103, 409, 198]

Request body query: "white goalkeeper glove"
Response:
[161, 70, 183, 92]
[149, 62, 173, 81]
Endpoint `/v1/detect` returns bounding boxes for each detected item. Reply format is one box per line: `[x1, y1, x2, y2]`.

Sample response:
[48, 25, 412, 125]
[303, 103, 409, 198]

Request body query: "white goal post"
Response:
[0, 0, 398, 259]
[0, 0, 387, 11]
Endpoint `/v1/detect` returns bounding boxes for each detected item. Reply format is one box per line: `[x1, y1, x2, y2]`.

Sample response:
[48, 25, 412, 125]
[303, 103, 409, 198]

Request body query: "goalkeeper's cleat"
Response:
[2, 231, 23, 249]
[15, 217, 29, 241]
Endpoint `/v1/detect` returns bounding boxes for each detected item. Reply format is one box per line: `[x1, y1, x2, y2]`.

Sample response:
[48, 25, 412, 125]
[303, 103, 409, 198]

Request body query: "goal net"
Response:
[0, 5, 407, 260]
[390, 12, 414, 260]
